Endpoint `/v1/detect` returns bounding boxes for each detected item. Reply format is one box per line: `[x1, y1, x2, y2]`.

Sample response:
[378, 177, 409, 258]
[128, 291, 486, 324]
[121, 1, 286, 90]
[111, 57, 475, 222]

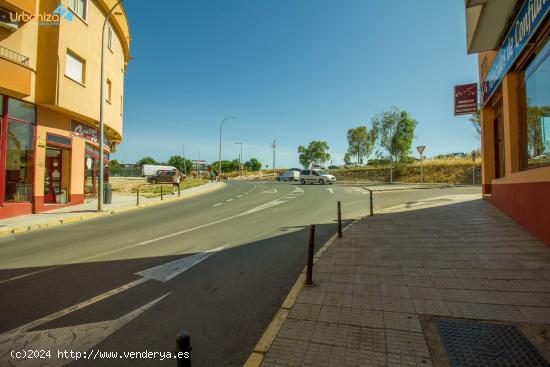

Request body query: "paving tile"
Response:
[383, 312, 422, 332]
[412, 299, 451, 316]
[261, 337, 308, 367]
[277, 318, 315, 341]
[407, 287, 442, 300]
[318, 305, 352, 324]
[381, 285, 411, 298]
[519, 306, 550, 324]
[386, 354, 432, 367]
[288, 303, 322, 321]
[385, 330, 430, 358]
[350, 308, 384, 328]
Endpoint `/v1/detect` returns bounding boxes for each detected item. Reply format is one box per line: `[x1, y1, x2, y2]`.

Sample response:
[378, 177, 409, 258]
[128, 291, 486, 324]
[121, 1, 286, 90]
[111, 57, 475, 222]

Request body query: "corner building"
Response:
[0, 0, 130, 218]
[466, 0, 550, 244]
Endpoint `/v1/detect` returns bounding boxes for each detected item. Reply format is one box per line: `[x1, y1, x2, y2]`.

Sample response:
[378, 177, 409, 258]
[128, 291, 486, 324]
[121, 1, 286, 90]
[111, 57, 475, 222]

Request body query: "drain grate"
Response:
[436, 318, 549, 367]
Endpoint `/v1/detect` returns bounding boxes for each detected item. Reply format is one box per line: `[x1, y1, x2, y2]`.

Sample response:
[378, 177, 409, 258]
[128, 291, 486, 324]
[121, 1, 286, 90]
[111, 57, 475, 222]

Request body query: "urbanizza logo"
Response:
[10, 3, 73, 25]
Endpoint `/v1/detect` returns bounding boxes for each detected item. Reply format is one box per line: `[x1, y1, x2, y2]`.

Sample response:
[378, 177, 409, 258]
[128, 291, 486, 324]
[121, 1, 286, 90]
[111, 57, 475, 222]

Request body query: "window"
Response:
[8, 98, 35, 122]
[65, 51, 85, 84]
[69, 0, 87, 20]
[523, 35, 550, 168]
[108, 26, 113, 50]
[106, 79, 112, 102]
[5, 120, 34, 202]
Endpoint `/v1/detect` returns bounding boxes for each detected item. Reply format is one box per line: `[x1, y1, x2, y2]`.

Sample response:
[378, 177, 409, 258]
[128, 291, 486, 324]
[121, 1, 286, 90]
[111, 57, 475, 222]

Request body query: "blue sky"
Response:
[113, 0, 479, 168]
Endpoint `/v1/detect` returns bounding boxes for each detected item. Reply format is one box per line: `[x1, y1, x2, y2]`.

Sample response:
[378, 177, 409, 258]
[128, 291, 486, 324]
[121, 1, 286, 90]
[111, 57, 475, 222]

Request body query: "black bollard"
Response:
[161, 186, 163, 200]
[306, 225, 315, 286]
[337, 201, 342, 238]
[176, 331, 191, 367]
[136, 188, 140, 206]
[369, 190, 373, 216]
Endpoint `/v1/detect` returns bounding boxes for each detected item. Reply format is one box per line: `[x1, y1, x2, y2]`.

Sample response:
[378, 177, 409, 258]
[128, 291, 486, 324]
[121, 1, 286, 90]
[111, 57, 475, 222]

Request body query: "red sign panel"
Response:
[454, 83, 478, 115]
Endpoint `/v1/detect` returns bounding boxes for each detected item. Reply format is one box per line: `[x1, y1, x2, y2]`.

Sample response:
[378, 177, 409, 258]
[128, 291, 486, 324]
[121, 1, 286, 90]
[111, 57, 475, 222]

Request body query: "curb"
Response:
[243, 217, 360, 367]
[0, 182, 225, 238]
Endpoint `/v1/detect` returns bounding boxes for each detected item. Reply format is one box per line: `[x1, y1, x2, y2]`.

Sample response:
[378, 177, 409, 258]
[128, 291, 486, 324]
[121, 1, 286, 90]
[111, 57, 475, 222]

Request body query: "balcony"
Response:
[0, 45, 31, 97]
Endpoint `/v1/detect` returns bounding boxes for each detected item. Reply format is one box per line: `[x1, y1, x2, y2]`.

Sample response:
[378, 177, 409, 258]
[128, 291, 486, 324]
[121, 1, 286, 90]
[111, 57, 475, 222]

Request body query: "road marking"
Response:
[326, 188, 335, 194]
[262, 188, 278, 194]
[0, 266, 60, 285]
[0, 293, 170, 366]
[227, 198, 234, 202]
[213, 202, 223, 207]
[71, 187, 305, 261]
[135, 244, 229, 282]
[237, 195, 243, 197]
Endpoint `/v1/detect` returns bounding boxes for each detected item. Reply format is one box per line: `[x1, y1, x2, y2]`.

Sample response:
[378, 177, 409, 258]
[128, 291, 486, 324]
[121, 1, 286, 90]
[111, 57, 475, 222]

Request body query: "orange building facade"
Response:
[466, 0, 550, 244]
[0, 0, 130, 219]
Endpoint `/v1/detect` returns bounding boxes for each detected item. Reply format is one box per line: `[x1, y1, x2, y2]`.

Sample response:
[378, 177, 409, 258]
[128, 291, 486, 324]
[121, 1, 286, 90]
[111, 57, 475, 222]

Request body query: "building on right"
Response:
[465, 0, 550, 244]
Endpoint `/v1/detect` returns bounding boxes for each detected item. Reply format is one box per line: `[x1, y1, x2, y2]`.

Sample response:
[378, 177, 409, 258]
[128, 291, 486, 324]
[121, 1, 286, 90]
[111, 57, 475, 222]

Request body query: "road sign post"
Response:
[416, 146, 426, 184]
[306, 225, 315, 286]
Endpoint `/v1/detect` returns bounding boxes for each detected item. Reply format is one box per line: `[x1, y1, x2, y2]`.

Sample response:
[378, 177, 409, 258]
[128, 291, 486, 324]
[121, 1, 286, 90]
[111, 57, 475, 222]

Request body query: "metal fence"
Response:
[110, 167, 142, 177]
[0, 46, 30, 65]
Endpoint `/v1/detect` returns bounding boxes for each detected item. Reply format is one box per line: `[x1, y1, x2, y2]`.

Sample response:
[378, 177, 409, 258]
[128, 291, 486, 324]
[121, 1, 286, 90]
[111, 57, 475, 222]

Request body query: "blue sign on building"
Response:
[482, 0, 550, 105]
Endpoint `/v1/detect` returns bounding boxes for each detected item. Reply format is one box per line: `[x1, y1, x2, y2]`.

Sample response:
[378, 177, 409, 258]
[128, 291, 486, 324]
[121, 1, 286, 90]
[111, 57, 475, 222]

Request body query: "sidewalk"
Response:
[250, 195, 550, 367]
[0, 182, 224, 237]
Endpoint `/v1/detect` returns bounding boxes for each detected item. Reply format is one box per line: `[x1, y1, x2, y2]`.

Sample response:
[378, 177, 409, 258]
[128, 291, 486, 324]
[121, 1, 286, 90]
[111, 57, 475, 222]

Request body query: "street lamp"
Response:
[98, 0, 124, 212]
[218, 116, 236, 180]
[235, 142, 243, 180]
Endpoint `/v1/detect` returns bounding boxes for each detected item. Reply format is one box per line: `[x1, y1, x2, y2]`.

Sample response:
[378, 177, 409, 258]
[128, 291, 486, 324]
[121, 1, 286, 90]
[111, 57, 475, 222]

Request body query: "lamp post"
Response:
[235, 142, 243, 180]
[218, 116, 236, 180]
[98, 0, 124, 212]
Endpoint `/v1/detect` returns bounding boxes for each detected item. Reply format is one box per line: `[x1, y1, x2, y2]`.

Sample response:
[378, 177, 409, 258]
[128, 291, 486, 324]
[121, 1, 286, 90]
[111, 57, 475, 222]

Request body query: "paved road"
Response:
[0, 181, 480, 366]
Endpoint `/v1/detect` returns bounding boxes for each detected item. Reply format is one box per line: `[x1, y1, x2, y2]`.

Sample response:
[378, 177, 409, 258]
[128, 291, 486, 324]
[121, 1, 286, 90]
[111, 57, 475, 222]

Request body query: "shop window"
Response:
[5, 120, 34, 202]
[65, 51, 85, 84]
[8, 98, 35, 122]
[524, 35, 550, 168]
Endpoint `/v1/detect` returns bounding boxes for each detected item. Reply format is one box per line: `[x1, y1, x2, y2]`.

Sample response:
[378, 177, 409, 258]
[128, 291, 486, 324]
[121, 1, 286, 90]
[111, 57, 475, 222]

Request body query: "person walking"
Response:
[172, 168, 181, 195]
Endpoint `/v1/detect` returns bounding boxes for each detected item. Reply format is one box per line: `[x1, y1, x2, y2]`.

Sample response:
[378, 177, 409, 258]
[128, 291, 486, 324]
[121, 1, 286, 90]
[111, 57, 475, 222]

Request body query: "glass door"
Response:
[44, 148, 62, 203]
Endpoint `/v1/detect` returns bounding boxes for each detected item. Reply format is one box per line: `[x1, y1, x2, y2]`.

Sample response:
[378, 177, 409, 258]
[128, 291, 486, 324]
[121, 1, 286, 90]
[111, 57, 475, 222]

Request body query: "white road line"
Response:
[227, 198, 234, 202]
[237, 195, 243, 197]
[213, 203, 223, 207]
[0, 266, 60, 285]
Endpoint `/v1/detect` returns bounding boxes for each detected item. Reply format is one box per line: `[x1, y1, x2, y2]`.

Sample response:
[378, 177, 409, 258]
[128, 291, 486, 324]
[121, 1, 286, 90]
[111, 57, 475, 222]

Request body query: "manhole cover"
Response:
[436, 319, 549, 367]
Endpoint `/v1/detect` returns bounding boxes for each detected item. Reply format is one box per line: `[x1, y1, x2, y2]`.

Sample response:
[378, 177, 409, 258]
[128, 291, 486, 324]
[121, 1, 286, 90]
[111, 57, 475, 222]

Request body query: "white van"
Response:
[277, 170, 300, 181]
[299, 169, 336, 185]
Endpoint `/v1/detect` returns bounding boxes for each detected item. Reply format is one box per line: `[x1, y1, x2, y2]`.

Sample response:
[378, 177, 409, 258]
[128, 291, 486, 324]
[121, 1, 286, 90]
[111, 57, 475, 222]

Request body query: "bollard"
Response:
[161, 186, 163, 200]
[305, 224, 315, 286]
[176, 331, 191, 367]
[369, 190, 373, 217]
[337, 201, 342, 238]
[178, 184, 181, 197]
[136, 188, 140, 206]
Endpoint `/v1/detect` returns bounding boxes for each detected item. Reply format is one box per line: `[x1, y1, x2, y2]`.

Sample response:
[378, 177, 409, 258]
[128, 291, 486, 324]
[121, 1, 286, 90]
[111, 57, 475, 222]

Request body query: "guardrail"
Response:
[0, 46, 29, 65]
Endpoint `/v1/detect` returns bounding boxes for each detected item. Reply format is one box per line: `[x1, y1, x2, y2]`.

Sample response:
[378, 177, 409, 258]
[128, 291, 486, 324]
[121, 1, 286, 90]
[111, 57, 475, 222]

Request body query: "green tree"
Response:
[109, 159, 121, 170]
[167, 155, 192, 174]
[469, 109, 481, 138]
[343, 152, 352, 165]
[372, 107, 418, 182]
[137, 157, 157, 167]
[244, 158, 262, 171]
[298, 141, 331, 168]
[347, 125, 377, 164]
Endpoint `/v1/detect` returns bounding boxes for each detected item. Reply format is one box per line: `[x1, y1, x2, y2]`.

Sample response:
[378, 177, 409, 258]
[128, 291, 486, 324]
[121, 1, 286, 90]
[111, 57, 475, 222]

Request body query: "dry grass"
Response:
[110, 177, 208, 198]
[328, 158, 482, 184]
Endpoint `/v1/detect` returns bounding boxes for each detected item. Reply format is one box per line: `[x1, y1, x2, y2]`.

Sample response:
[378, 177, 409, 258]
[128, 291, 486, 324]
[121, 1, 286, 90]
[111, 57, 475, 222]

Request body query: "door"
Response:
[44, 149, 62, 203]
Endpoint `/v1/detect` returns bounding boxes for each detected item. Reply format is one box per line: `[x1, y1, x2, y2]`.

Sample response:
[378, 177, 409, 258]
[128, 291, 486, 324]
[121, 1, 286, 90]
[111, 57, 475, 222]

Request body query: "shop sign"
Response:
[70, 120, 110, 149]
[482, 0, 550, 105]
[454, 83, 478, 115]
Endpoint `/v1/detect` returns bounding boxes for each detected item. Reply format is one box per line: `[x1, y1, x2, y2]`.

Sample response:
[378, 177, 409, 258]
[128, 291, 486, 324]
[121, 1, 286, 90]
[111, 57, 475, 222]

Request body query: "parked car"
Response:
[142, 164, 177, 177]
[299, 169, 336, 185]
[277, 170, 300, 181]
[147, 170, 185, 184]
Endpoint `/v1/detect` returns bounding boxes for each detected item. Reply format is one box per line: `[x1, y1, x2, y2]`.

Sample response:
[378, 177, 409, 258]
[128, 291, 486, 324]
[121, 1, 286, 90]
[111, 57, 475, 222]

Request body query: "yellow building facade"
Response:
[0, 0, 130, 218]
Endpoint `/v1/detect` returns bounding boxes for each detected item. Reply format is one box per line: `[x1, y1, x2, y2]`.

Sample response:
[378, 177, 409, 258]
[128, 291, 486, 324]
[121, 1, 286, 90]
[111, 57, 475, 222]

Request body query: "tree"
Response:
[469, 110, 481, 138]
[347, 125, 377, 164]
[137, 157, 157, 167]
[372, 107, 418, 182]
[109, 159, 121, 170]
[343, 152, 352, 165]
[244, 158, 262, 171]
[167, 155, 192, 174]
[297, 141, 331, 168]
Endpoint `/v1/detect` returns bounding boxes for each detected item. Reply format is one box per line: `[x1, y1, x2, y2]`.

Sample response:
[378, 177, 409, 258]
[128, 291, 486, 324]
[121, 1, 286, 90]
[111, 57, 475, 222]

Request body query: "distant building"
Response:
[465, 0, 550, 243]
[0, 0, 130, 218]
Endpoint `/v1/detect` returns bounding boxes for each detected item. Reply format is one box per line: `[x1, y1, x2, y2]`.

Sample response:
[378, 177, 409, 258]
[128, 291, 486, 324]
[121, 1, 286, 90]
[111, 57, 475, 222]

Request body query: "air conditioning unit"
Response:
[0, 8, 19, 32]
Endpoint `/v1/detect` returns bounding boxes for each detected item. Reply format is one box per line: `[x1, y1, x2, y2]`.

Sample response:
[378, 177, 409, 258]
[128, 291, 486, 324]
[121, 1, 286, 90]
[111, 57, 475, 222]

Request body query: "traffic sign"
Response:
[416, 145, 426, 155]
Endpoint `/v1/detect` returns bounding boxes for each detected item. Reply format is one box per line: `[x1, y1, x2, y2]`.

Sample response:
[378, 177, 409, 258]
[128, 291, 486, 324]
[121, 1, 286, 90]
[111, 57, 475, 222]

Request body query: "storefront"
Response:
[84, 143, 109, 197]
[0, 95, 36, 218]
[467, 0, 550, 244]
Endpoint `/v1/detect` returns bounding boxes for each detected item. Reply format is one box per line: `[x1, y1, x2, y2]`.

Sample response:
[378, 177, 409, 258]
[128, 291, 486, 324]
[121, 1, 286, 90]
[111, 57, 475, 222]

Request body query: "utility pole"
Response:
[235, 142, 243, 180]
[271, 139, 277, 176]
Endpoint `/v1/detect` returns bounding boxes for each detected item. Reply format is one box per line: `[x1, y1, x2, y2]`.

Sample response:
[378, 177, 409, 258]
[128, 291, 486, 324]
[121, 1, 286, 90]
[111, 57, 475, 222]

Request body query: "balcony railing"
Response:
[0, 46, 29, 66]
